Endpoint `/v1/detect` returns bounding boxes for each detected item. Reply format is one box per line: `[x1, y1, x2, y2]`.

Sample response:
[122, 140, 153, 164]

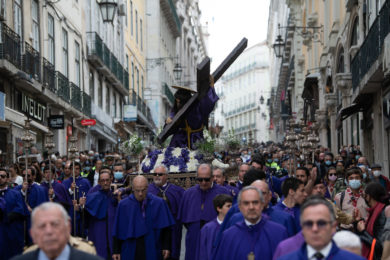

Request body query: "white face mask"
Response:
[373, 170, 382, 177]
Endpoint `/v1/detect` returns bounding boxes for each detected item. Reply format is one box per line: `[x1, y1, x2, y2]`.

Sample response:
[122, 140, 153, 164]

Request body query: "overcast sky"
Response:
[198, 0, 271, 70]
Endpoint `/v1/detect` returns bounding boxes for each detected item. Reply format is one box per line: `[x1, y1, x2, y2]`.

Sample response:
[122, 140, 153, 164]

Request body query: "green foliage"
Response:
[224, 128, 240, 151]
[194, 129, 216, 154]
[120, 135, 144, 155]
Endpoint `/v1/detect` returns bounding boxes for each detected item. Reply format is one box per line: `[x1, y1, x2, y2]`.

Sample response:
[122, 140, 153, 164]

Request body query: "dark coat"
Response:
[10, 246, 103, 260]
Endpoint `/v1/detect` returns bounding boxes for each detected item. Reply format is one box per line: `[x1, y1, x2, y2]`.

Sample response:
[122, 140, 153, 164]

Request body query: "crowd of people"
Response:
[1, 144, 390, 259]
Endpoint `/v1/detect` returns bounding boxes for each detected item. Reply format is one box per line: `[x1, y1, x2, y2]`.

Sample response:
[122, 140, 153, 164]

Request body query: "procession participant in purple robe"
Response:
[227, 180, 296, 237]
[213, 168, 267, 249]
[40, 165, 71, 210]
[273, 232, 305, 260]
[178, 164, 230, 260]
[62, 162, 91, 237]
[85, 168, 120, 259]
[213, 186, 288, 260]
[112, 175, 175, 260]
[213, 167, 239, 199]
[198, 194, 232, 260]
[0, 196, 5, 258]
[236, 163, 250, 191]
[273, 178, 307, 234]
[277, 196, 365, 260]
[166, 82, 218, 149]
[148, 165, 185, 260]
[0, 168, 28, 258]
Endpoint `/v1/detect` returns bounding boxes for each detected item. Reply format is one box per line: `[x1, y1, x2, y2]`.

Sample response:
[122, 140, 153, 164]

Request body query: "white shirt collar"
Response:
[307, 241, 332, 259]
[216, 216, 223, 225]
[244, 217, 261, 227]
[38, 244, 70, 260]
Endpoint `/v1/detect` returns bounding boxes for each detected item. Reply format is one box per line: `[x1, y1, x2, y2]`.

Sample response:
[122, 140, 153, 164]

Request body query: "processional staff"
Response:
[68, 135, 78, 236]
[45, 131, 55, 190]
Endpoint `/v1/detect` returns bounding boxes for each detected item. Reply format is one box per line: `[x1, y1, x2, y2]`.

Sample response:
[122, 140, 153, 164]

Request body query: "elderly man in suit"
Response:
[11, 202, 102, 260]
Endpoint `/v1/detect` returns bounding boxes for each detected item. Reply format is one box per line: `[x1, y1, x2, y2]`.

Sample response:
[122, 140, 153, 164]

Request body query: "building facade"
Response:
[268, 0, 390, 175]
[214, 42, 272, 144]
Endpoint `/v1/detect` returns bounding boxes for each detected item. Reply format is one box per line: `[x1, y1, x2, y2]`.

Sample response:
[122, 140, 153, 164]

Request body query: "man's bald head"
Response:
[250, 180, 271, 206]
[133, 175, 148, 202]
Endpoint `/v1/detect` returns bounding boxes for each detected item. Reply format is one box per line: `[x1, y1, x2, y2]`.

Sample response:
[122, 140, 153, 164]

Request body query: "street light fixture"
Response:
[97, 0, 118, 23]
[273, 34, 285, 58]
[173, 63, 183, 81]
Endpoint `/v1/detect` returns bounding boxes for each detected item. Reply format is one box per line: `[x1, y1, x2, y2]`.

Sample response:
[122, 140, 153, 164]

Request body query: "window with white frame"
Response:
[112, 92, 116, 117]
[48, 14, 55, 64]
[106, 85, 110, 113]
[98, 78, 103, 108]
[62, 29, 68, 77]
[140, 19, 143, 51]
[75, 41, 80, 86]
[135, 10, 138, 44]
[31, 0, 39, 51]
[130, 1, 133, 35]
[13, 0, 22, 36]
[89, 70, 94, 102]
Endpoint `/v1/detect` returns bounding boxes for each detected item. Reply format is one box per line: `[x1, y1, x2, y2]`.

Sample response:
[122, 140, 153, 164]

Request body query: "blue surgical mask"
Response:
[362, 173, 367, 179]
[41, 167, 44, 172]
[274, 159, 279, 163]
[267, 159, 273, 163]
[325, 160, 332, 166]
[349, 179, 361, 189]
[248, 151, 252, 155]
[114, 171, 123, 180]
[84, 167, 91, 172]
[355, 155, 360, 160]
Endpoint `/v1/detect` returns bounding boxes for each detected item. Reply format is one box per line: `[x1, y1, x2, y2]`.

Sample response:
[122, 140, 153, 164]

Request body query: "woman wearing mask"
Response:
[325, 167, 345, 200]
[370, 163, 390, 192]
[356, 182, 388, 259]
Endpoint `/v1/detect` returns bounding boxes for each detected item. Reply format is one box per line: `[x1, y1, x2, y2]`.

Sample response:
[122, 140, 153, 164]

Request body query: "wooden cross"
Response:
[157, 38, 248, 145]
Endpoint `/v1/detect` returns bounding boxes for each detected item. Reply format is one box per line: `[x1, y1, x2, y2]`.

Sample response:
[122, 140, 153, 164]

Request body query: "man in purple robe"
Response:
[40, 165, 72, 211]
[0, 168, 28, 258]
[273, 232, 305, 260]
[227, 180, 296, 237]
[112, 175, 174, 260]
[213, 186, 288, 260]
[273, 177, 307, 234]
[62, 162, 91, 237]
[198, 194, 232, 260]
[85, 167, 120, 259]
[165, 84, 218, 149]
[148, 165, 185, 260]
[212, 167, 239, 199]
[178, 164, 230, 260]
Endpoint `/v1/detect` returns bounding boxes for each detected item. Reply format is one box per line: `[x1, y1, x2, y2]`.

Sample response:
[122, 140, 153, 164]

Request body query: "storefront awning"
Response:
[336, 103, 365, 129]
[90, 125, 117, 144]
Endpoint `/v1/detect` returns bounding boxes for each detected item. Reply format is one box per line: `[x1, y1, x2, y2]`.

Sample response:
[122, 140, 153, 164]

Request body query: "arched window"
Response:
[350, 17, 359, 46]
[337, 48, 345, 73]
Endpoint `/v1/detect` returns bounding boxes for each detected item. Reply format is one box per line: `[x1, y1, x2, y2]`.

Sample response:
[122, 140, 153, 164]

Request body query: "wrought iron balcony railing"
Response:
[82, 92, 92, 117]
[55, 71, 70, 102]
[70, 82, 82, 111]
[22, 42, 41, 82]
[351, 0, 390, 90]
[0, 22, 21, 69]
[43, 58, 55, 92]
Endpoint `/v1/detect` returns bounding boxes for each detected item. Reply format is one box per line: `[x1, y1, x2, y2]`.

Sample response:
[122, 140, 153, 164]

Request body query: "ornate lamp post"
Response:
[44, 131, 55, 189]
[21, 119, 34, 201]
[97, 0, 118, 23]
[68, 135, 78, 235]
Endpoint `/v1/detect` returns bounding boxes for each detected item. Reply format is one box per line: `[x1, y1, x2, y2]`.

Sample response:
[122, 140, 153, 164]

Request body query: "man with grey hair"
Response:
[178, 164, 230, 260]
[213, 167, 239, 198]
[148, 165, 185, 260]
[333, 230, 362, 256]
[277, 196, 365, 260]
[214, 186, 288, 260]
[11, 202, 102, 260]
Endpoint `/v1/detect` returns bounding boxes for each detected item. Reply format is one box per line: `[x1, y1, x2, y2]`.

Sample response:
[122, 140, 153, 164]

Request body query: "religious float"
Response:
[123, 38, 248, 188]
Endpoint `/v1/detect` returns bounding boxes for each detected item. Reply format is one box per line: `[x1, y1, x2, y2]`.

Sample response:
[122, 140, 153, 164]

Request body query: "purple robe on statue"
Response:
[169, 87, 219, 149]
[213, 218, 288, 260]
[198, 218, 220, 260]
[85, 185, 118, 259]
[148, 182, 184, 260]
[178, 184, 229, 260]
[273, 231, 305, 260]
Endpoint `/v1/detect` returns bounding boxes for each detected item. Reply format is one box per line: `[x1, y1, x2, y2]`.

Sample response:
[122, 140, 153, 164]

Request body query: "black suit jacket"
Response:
[10, 246, 103, 260]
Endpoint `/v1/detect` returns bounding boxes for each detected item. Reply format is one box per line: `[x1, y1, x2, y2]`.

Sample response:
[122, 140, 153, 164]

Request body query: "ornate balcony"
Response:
[351, 0, 390, 90]
[22, 42, 41, 82]
[82, 92, 92, 117]
[42, 58, 55, 92]
[0, 22, 21, 69]
[55, 71, 70, 102]
[70, 82, 82, 111]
